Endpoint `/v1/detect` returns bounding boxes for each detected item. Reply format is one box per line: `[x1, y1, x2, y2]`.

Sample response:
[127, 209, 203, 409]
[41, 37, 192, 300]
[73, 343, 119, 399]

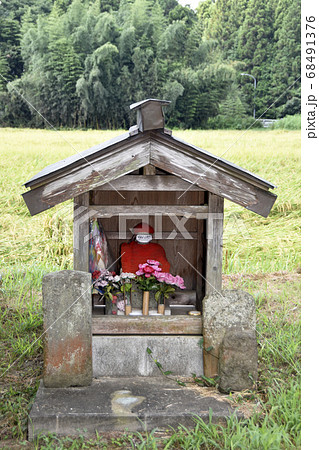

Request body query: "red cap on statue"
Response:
[132, 223, 154, 234]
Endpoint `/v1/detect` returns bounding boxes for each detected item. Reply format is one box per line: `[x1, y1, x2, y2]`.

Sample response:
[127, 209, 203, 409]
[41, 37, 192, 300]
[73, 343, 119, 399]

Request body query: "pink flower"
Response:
[163, 273, 176, 285]
[155, 272, 166, 282]
[136, 269, 144, 275]
[153, 271, 163, 279]
[147, 260, 160, 265]
[175, 275, 186, 289]
[144, 273, 151, 278]
[144, 265, 155, 273]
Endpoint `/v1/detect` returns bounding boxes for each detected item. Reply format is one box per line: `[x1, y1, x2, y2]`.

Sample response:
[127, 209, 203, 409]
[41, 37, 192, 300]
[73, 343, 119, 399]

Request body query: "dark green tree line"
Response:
[0, 0, 301, 128]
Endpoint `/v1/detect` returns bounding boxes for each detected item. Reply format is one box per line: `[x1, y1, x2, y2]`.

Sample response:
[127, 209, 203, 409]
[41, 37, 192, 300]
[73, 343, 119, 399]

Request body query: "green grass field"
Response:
[0, 128, 300, 448]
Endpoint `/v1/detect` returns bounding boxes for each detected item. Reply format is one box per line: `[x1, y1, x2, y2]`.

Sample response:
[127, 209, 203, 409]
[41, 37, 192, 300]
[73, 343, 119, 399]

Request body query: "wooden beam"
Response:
[73, 193, 90, 272]
[95, 175, 204, 192]
[92, 315, 202, 335]
[101, 231, 198, 240]
[143, 164, 156, 175]
[88, 205, 209, 218]
[150, 140, 276, 217]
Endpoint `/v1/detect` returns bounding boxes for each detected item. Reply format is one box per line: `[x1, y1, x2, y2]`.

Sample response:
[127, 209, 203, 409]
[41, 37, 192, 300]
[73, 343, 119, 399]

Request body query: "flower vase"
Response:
[142, 291, 150, 315]
[124, 289, 132, 315]
[157, 293, 165, 315]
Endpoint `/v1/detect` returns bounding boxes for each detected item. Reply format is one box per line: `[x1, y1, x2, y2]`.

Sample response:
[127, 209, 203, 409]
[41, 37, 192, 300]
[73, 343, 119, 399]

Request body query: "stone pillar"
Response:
[42, 270, 92, 388]
[218, 328, 258, 393]
[202, 290, 258, 391]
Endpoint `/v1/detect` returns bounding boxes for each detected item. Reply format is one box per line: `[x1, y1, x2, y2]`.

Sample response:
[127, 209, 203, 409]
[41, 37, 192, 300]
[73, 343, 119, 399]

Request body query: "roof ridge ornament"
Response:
[130, 98, 171, 133]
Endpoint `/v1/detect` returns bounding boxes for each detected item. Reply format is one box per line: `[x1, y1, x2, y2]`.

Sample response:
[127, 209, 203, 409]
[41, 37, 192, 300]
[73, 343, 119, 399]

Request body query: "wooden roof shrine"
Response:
[23, 101, 278, 383]
[22, 98, 277, 367]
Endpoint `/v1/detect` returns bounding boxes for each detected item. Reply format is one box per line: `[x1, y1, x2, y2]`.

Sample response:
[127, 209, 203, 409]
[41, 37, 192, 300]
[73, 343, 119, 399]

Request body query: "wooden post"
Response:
[205, 193, 224, 294]
[73, 193, 90, 272]
[203, 193, 224, 377]
[143, 164, 156, 175]
[196, 218, 204, 310]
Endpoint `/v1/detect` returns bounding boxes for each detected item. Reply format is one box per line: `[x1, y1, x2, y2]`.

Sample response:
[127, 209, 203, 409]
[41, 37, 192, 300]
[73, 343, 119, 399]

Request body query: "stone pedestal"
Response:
[203, 290, 258, 391]
[42, 270, 92, 387]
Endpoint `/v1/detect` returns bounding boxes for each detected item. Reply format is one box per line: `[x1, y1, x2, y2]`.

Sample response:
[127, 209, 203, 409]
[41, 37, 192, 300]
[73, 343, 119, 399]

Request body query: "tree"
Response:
[203, 0, 248, 59]
[77, 43, 119, 128]
[236, 0, 275, 116]
[271, 0, 301, 116]
[0, 52, 10, 90]
[0, 17, 23, 79]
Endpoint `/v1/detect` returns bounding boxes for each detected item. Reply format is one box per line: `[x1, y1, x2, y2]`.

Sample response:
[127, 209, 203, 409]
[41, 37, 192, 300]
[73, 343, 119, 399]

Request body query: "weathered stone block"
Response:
[93, 336, 203, 377]
[42, 270, 92, 387]
[218, 327, 258, 393]
[202, 290, 257, 384]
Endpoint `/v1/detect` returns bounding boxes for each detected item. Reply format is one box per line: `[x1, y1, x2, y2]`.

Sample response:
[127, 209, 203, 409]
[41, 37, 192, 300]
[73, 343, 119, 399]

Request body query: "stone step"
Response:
[28, 377, 243, 440]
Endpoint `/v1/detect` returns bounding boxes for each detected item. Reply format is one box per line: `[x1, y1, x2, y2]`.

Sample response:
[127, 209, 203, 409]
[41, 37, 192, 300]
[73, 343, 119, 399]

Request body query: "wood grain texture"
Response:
[196, 218, 205, 307]
[92, 315, 202, 335]
[95, 175, 204, 191]
[73, 193, 90, 272]
[89, 205, 209, 218]
[206, 194, 224, 295]
[203, 194, 224, 377]
[103, 231, 198, 240]
[150, 131, 276, 190]
[150, 140, 276, 217]
[24, 140, 151, 216]
[143, 164, 156, 175]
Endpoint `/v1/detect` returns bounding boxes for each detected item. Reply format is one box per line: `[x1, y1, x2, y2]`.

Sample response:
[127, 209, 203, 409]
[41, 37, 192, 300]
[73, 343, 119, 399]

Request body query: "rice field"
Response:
[0, 128, 300, 275]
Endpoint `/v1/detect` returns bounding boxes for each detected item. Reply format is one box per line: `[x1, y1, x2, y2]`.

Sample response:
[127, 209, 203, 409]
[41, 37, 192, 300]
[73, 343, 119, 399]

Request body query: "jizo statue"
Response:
[121, 223, 170, 273]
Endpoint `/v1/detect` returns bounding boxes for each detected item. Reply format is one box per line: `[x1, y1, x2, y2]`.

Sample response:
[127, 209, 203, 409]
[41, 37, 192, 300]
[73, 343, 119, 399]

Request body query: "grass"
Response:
[271, 114, 301, 130]
[0, 128, 300, 447]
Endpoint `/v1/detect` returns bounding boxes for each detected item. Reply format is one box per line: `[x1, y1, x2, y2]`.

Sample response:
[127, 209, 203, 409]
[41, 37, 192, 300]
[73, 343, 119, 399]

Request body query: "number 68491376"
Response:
[306, 16, 316, 79]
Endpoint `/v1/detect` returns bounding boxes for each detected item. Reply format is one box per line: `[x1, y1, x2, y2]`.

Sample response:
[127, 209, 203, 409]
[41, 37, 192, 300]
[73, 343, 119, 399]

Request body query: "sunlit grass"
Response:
[0, 128, 300, 274]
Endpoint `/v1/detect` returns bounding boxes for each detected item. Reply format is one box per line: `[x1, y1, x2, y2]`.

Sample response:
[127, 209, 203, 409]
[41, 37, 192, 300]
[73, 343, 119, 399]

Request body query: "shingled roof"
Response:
[22, 99, 277, 217]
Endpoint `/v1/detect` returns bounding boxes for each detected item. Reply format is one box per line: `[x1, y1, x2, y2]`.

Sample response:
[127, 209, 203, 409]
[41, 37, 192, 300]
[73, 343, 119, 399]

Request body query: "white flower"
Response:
[113, 275, 121, 282]
[121, 272, 136, 279]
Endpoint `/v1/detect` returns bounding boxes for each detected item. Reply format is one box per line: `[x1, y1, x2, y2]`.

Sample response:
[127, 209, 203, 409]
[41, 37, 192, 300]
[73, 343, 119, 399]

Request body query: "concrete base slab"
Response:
[93, 336, 203, 377]
[28, 377, 242, 440]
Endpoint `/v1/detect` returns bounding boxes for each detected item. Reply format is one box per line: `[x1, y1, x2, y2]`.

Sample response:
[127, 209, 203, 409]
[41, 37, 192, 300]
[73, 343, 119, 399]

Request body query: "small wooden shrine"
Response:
[22, 99, 277, 379]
